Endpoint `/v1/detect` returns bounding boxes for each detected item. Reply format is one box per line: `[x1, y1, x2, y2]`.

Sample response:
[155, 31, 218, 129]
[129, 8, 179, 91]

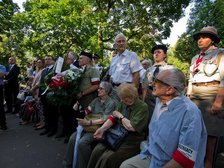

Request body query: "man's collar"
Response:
[153, 61, 166, 67]
[118, 49, 128, 56]
[47, 65, 53, 69]
[162, 96, 183, 111]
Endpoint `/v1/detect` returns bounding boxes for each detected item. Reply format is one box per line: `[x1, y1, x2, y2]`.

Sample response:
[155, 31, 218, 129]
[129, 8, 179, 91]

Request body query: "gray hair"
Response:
[67, 51, 77, 60]
[158, 69, 186, 96]
[142, 59, 152, 67]
[114, 33, 127, 43]
[100, 81, 113, 95]
[117, 83, 138, 99]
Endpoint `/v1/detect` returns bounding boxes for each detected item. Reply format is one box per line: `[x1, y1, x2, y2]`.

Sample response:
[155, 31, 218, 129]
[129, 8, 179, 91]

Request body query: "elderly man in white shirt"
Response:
[109, 33, 142, 88]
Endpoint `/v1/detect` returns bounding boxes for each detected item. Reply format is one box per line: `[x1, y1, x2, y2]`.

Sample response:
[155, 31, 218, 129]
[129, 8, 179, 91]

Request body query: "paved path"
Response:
[0, 114, 67, 168]
[1, 113, 224, 168]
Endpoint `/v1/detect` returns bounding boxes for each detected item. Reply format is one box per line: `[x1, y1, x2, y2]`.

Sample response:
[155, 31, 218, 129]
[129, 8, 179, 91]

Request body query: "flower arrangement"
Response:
[44, 69, 83, 106]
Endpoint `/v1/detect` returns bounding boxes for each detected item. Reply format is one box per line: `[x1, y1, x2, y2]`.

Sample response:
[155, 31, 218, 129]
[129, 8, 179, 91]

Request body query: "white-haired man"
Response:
[109, 33, 142, 87]
[120, 69, 207, 168]
[66, 51, 80, 69]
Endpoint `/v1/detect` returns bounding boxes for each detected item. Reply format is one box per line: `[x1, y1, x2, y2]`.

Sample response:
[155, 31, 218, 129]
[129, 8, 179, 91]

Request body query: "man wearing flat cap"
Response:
[77, 51, 100, 109]
[142, 44, 173, 119]
[186, 26, 224, 167]
[121, 69, 207, 168]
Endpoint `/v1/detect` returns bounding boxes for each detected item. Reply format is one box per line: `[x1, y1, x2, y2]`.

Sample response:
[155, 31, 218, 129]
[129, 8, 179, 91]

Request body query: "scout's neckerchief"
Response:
[192, 52, 205, 74]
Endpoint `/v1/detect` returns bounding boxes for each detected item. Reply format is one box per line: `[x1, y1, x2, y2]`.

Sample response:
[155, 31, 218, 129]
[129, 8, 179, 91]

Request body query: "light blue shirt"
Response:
[140, 96, 207, 168]
[109, 49, 142, 84]
[0, 64, 6, 85]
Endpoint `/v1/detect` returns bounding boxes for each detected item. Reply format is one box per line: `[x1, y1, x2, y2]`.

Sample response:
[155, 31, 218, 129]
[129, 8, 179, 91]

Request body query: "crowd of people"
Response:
[0, 26, 224, 168]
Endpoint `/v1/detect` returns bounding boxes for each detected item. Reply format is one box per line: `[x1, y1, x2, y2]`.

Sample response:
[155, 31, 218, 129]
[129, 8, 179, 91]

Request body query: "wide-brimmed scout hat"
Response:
[193, 26, 220, 43]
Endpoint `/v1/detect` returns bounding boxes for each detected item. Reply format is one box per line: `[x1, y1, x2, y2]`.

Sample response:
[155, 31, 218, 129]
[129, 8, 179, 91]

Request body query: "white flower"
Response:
[64, 69, 82, 82]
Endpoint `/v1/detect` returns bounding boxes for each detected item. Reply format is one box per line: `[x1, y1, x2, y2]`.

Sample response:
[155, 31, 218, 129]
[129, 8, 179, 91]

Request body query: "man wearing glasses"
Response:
[120, 68, 207, 168]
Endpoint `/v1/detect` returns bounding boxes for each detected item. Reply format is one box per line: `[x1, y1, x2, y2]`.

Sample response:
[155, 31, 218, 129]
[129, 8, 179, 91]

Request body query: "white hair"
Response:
[142, 59, 152, 67]
[100, 81, 113, 94]
[67, 51, 77, 60]
[114, 33, 127, 43]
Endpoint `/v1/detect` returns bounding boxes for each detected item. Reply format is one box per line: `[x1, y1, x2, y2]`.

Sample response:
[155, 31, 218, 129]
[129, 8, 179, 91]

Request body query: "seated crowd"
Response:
[1, 27, 224, 168]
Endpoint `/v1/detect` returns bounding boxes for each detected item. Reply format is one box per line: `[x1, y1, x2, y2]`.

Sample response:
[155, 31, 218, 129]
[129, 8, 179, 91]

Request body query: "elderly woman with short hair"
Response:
[87, 83, 150, 168]
[64, 81, 116, 168]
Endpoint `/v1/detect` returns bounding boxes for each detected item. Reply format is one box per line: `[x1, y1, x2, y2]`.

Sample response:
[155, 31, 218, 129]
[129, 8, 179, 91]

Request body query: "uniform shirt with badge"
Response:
[142, 62, 174, 90]
[79, 65, 100, 92]
[189, 47, 224, 87]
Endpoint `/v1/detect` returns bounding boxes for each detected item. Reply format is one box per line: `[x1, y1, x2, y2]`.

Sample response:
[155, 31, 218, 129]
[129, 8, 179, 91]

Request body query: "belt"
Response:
[112, 83, 121, 87]
[192, 81, 220, 86]
[112, 82, 132, 87]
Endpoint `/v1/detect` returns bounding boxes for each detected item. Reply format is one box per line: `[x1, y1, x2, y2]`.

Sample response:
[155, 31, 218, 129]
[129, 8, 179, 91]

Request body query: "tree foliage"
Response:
[174, 0, 224, 70]
[0, 0, 19, 64]
[0, 0, 19, 35]
[0, 0, 190, 65]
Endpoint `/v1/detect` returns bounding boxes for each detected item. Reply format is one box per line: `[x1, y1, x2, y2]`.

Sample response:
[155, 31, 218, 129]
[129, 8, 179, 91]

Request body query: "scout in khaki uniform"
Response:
[186, 26, 224, 168]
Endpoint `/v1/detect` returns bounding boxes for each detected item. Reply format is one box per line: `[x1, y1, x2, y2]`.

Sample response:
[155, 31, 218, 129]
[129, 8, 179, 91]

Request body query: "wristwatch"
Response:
[119, 115, 125, 121]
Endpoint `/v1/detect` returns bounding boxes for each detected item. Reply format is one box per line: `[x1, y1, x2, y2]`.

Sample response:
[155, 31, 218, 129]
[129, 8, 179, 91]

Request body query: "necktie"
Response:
[46, 67, 49, 74]
[153, 65, 161, 78]
[193, 52, 205, 73]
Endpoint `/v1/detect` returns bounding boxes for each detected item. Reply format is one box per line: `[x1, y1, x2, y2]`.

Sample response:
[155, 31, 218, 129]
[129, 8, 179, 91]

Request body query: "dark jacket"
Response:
[5, 64, 20, 86]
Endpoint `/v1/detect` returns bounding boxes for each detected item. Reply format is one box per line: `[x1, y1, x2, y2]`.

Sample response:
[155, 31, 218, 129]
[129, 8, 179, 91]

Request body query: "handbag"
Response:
[102, 124, 128, 151]
[102, 106, 130, 151]
[17, 91, 26, 101]
[26, 102, 36, 114]
[83, 113, 102, 133]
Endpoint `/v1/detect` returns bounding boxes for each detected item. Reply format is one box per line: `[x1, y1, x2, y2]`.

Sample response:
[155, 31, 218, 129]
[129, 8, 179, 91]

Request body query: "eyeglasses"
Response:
[98, 87, 105, 90]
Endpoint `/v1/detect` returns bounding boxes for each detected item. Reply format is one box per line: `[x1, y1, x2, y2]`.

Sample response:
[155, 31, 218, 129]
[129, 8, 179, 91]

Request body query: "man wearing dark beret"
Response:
[77, 51, 100, 108]
[151, 44, 168, 54]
